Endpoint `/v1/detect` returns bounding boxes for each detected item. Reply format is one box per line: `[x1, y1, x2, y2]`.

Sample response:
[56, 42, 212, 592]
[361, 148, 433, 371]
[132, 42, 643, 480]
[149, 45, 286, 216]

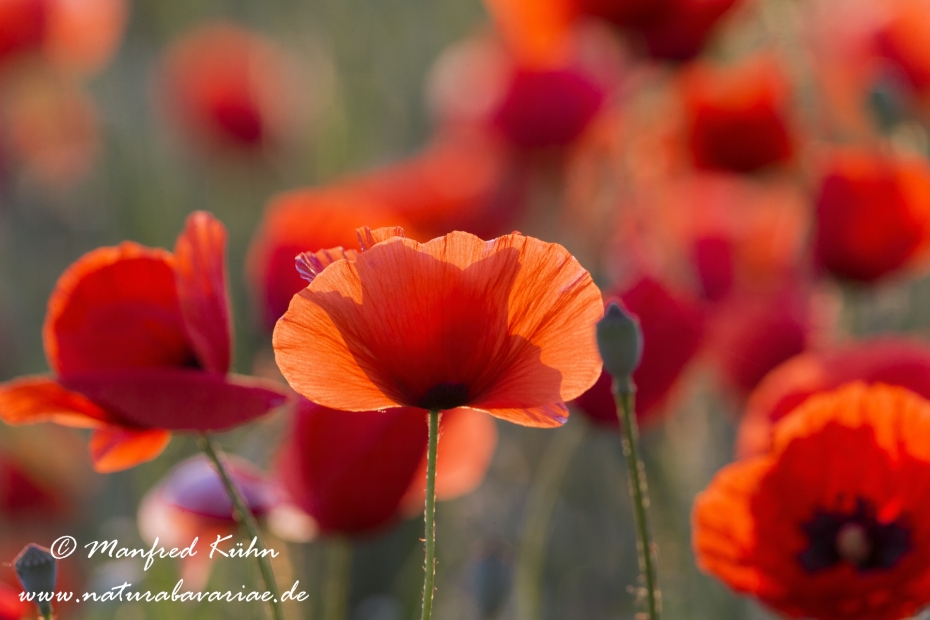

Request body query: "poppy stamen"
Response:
[836, 522, 871, 567]
[418, 382, 470, 411]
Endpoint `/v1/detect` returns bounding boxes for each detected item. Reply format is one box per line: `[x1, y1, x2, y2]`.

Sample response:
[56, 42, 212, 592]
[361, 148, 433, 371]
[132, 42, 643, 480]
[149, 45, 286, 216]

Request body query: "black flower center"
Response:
[799, 498, 910, 573]
[417, 382, 470, 411]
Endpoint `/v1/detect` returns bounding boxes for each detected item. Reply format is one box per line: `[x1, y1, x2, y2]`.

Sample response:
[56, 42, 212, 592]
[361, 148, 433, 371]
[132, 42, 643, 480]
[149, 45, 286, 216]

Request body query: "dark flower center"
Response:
[799, 498, 910, 573]
[417, 382, 470, 411]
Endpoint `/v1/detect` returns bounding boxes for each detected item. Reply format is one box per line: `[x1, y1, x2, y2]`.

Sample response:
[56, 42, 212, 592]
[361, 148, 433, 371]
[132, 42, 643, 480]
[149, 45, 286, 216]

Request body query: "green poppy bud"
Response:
[596, 302, 643, 394]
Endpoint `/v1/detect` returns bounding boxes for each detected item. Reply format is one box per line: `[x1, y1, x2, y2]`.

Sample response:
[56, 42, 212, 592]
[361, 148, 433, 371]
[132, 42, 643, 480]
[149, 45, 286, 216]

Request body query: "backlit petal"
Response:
[59, 369, 288, 431]
[43, 242, 195, 374]
[173, 211, 232, 373]
[89, 427, 171, 472]
[0, 376, 114, 427]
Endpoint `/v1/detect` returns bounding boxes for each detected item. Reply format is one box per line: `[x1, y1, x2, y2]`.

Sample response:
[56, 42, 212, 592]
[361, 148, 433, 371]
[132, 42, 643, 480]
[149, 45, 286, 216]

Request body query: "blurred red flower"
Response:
[681, 55, 794, 173]
[0, 0, 45, 66]
[155, 22, 298, 154]
[138, 455, 279, 589]
[815, 147, 930, 282]
[737, 337, 930, 457]
[874, 0, 930, 96]
[0, 212, 287, 472]
[0, 583, 25, 620]
[273, 227, 604, 427]
[694, 382, 930, 620]
[0, 453, 65, 519]
[276, 399, 497, 535]
[572, 277, 705, 429]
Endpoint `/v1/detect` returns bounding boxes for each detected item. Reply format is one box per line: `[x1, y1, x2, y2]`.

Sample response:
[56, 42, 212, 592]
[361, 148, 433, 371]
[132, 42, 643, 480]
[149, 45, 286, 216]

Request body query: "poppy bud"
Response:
[14, 544, 57, 619]
[596, 302, 643, 394]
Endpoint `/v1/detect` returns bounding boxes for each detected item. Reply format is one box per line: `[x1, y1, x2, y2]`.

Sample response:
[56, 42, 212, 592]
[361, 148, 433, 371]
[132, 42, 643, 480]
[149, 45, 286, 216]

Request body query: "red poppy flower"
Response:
[156, 22, 297, 153]
[694, 382, 930, 620]
[0, 583, 25, 620]
[874, 0, 930, 95]
[273, 227, 604, 427]
[0, 0, 45, 65]
[138, 455, 279, 588]
[638, 0, 738, 61]
[572, 276, 704, 429]
[681, 56, 794, 173]
[276, 398, 497, 535]
[814, 148, 930, 283]
[737, 337, 930, 458]
[0, 212, 287, 472]
[0, 453, 65, 519]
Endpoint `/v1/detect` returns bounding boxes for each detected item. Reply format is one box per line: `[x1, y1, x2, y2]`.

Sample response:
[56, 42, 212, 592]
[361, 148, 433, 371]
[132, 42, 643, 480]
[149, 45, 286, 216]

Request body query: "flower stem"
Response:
[515, 419, 585, 620]
[614, 390, 660, 620]
[322, 537, 351, 620]
[198, 433, 284, 620]
[421, 409, 441, 620]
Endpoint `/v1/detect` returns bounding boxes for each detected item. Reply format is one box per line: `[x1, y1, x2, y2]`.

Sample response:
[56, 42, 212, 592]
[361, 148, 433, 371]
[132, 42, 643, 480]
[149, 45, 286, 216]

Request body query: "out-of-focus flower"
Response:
[814, 147, 930, 283]
[694, 382, 930, 620]
[0, 453, 65, 519]
[737, 337, 930, 457]
[155, 22, 300, 155]
[274, 227, 603, 427]
[0, 69, 98, 189]
[0, 583, 25, 620]
[573, 277, 704, 429]
[680, 55, 794, 173]
[275, 399, 496, 536]
[0, 212, 287, 472]
[874, 0, 930, 98]
[138, 455, 279, 589]
[635, 0, 738, 61]
[0, 0, 45, 67]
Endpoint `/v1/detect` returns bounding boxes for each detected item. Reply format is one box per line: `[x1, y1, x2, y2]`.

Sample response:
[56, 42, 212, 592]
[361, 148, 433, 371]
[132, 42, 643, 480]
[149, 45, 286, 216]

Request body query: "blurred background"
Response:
[3, 0, 930, 618]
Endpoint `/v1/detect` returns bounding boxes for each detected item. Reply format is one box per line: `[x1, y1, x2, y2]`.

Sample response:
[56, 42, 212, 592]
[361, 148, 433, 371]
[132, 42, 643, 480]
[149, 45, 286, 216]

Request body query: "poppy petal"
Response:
[44, 242, 195, 374]
[296, 247, 359, 285]
[59, 369, 288, 431]
[356, 226, 406, 251]
[471, 402, 569, 427]
[273, 232, 603, 419]
[0, 376, 114, 427]
[482, 0, 576, 66]
[400, 407, 498, 514]
[173, 211, 232, 374]
[89, 426, 172, 472]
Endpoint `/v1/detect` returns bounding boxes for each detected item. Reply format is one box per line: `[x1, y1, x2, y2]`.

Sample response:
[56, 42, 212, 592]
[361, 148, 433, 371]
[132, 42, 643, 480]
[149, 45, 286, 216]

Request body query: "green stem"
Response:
[421, 410, 441, 620]
[515, 419, 585, 620]
[322, 538, 352, 620]
[614, 390, 660, 620]
[198, 433, 284, 620]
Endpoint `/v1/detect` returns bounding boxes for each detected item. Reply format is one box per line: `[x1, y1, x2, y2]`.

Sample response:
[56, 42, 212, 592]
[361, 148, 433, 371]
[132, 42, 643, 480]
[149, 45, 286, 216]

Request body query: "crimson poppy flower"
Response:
[681, 56, 794, 173]
[815, 148, 930, 283]
[156, 22, 297, 153]
[273, 227, 604, 427]
[572, 276, 704, 429]
[737, 337, 930, 458]
[138, 455, 279, 589]
[276, 398, 497, 535]
[695, 382, 930, 620]
[0, 212, 287, 472]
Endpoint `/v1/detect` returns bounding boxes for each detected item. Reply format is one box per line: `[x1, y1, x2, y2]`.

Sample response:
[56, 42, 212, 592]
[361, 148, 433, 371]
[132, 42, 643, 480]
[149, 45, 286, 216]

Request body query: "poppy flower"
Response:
[273, 227, 604, 427]
[0, 0, 45, 65]
[637, 0, 739, 61]
[276, 398, 497, 535]
[0, 453, 65, 519]
[572, 276, 705, 430]
[155, 22, 298, 153]
[138, 455, 279, 589]
[737, 337, 930, 458]
[874, 0, 930, 96]
[694, 382, 930, 620]
[0, 583, 25, 620]
[814, 147, 930, 283]
[681, 56, 794, 173]
[0, 212, 287, 472]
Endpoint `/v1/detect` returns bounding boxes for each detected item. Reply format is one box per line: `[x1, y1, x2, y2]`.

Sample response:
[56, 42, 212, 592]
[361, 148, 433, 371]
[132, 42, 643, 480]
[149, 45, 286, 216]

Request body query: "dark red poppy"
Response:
[737, 337, 930, 458]
[277, 398, 496, 536]
[0, 212, 287, 472]
[572, 277, 705, 429]
[156, 22, 297, 153]
[138, 455, 279, 588]
[681, 56, 794, 173]
[814, 148, 930, 283]
[638, 0, 738, 61]
[694, 382, 930, 620]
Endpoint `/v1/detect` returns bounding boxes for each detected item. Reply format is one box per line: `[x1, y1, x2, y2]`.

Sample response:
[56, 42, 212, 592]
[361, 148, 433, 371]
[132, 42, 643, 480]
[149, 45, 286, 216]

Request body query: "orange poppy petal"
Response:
[0, 376, 114, 427]
[356, 226, 406, 251]
[273, 232, 603, 419]
[60, 369, 289, 431]
[471, 402, 569, 427]
[296, 247, 360, 285]
[400, 408, 498, 513]
[173, 211, 232, 373]
[89, 426, 172, 472]
[44, 242, 195, 374]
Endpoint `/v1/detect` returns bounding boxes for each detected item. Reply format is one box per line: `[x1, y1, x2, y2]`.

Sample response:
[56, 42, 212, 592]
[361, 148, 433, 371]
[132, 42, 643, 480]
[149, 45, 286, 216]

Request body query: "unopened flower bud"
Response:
[15, 544, 57, 619]
[596, 302, 643, 394]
